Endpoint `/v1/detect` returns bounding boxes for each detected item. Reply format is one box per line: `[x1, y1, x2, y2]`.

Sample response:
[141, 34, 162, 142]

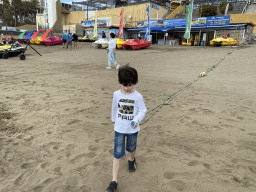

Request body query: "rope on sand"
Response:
[140, 50, 233, 125]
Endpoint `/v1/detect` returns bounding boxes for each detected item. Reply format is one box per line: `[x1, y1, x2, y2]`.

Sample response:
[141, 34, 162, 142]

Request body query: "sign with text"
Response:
[206, 15, 230, 26]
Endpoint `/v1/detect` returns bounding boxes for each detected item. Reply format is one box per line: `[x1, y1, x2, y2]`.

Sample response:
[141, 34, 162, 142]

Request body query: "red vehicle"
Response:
[40, 30, 54, 45]
[44, 36, 62, 46]
[122, 39, 151, 50]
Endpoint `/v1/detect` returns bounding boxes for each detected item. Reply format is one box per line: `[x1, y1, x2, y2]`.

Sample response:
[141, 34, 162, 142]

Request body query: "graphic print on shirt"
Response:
[118, 99, 135, 120]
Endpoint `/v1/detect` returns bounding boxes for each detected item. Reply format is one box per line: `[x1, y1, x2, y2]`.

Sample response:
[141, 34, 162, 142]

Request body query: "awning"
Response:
[175, 26, 207, 30]
[130, 26, 175, 33]
[126, 28, 145, 31]
[151, 26, 175, 32]
[175, 24, 245, 30]
[207, 24, 246, 29]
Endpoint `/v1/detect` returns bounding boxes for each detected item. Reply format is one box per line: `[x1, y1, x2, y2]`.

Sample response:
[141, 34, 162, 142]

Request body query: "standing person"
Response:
[66, 32, 72, 51]
[102, 31, 106, 38]
[1, 34, 6, 44]
[7, 34, 12, 44]
[62, 31, 67, 47]
[106, 33, 120, 70]
[105, 64, 147, 192]
[72, 32, 78, 49]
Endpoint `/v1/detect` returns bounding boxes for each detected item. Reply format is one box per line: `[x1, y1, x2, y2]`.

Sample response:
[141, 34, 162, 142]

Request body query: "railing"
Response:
[242, 0, 250, 13]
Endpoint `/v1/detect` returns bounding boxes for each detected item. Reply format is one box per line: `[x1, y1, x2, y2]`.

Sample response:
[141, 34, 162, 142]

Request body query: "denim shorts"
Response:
[114, 131, 138, 159]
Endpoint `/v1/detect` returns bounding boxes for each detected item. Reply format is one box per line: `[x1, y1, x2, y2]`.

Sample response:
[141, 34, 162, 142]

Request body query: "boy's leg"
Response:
[112, 157, 120, 182]
[129, 150, 136, 161]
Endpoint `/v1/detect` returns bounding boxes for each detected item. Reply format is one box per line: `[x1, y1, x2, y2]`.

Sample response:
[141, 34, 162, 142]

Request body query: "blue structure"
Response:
[127, 15, 245, 33]
[25, 30, 37, 40]
[126, 15, 246, 45]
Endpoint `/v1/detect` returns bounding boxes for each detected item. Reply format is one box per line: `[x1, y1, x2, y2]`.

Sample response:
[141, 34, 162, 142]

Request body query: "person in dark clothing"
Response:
[102, 31, 106, 39]
[72, 33, 78, 49]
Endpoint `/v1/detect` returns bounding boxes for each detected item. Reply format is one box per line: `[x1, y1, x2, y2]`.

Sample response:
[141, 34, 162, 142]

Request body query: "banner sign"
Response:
[184, 0, 193, 39]
[137, 20, 158, 28]
[191, 17, 206, 25]
[85, 29, 119, 37]
[136, 15, 230, 30]
[158, 20, 163, 27]
[206, 15, 230, 26]
[81, 19, 111, 28]
[151, 3, 159, 9]
[145, 5, 151, 41]
[119, 7, 124, 38]
[163, 19, 186, 27]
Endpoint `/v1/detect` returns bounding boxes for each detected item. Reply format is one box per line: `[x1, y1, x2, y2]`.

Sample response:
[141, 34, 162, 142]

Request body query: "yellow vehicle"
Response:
[115, 39, 129, 49]
[210, 37, 239, 46]
[211, 33, 239, 46]
[35, 36, 43, 45]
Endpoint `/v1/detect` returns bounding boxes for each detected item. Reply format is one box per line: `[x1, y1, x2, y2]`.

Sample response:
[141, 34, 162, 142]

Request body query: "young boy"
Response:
[106, 64, 147, 192]
[106, 33, 120, 70]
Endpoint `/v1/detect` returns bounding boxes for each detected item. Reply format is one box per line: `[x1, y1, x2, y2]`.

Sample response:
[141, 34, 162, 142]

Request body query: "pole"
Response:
[87, 1, 89, 21]
[198, 29, 201, 46]
[156, 11, 158, 44]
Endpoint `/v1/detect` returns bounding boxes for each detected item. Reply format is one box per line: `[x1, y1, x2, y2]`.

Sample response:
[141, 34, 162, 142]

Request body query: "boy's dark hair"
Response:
[118, 64, 138, 86]
[110, 33, 115, 38]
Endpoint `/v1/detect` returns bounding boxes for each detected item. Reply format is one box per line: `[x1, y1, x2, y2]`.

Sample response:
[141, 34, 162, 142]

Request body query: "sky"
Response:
[60, 0, 86, 5]
[60, 0, 73, 5]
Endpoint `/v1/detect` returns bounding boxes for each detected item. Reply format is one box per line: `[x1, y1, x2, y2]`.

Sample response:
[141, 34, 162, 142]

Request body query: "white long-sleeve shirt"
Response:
[111, 89, 147, 133]
[108, 39, 116, 49]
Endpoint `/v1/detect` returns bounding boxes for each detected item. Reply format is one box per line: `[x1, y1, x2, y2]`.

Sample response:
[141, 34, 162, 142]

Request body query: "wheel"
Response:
[19, 54, 26, 60]
[2, 53, 8, 59]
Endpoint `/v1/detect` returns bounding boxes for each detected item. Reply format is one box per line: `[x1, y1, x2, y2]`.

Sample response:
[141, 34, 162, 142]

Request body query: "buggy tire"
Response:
[3, 53, 8, 59]
[20, 54, 26, 60]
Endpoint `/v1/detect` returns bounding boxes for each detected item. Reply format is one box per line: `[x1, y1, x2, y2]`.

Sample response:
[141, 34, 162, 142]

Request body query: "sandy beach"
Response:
[0, 41, 256, 192]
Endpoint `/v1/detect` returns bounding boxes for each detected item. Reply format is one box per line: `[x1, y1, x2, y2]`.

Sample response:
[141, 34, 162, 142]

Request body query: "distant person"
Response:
[66, 32, 72, 51]
[62, 31, 67, 47]
[72, 33, 78, 49]
[106, 33, 120, 70]
[7, 34, 12, 44]
[102, 31, 106, 38]
[1, 34, 6, 45]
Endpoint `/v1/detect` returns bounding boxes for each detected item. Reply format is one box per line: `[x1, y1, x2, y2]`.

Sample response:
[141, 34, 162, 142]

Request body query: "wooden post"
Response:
[198, 29, 201, 46]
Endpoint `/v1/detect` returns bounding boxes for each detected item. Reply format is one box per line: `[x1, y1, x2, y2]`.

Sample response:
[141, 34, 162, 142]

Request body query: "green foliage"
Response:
[219, 2, 233, 15]
[199, 5, 217, 17]
[0, 0, 43, 27]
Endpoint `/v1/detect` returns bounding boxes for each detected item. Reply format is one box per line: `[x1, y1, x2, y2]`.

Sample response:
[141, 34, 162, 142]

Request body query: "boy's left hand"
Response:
[131, 121, 137, 129]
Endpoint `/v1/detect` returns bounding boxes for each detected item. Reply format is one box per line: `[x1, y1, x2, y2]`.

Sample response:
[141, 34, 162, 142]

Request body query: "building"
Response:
[36, 0, 256, 44]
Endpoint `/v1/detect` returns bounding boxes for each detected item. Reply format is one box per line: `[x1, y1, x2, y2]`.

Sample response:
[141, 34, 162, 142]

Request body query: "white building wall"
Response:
[48, 0, 57, 29]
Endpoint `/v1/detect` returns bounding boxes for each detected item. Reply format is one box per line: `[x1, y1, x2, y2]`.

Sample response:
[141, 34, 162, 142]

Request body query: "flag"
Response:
[119, 7, 124, 39]
[184, 0, 193, 39]
[93, 9, 98, 38]
[225, 3, 229, 15]
[145, 5, 150, 41]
